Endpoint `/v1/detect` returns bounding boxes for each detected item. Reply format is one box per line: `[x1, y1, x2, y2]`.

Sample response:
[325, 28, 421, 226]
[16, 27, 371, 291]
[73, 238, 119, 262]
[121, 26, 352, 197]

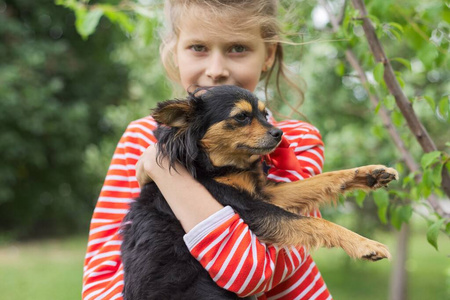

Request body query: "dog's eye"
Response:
[234, 113, 249, 122]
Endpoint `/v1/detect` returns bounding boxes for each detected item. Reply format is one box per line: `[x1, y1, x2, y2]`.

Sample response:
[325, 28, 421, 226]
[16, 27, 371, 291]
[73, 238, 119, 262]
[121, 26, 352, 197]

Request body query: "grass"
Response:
[0, 235, 87, 300]
[312, 218, 450, 300]
[0, 219, 448, 300]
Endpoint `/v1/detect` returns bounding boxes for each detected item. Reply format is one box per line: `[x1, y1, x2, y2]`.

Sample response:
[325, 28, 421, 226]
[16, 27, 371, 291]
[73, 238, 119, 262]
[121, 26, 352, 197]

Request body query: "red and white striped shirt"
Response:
[82, 116, 332, 300]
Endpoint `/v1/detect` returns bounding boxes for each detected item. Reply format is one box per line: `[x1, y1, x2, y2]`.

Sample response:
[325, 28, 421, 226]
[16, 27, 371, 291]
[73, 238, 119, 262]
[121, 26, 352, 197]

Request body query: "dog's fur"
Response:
[121, 85, 398, 299]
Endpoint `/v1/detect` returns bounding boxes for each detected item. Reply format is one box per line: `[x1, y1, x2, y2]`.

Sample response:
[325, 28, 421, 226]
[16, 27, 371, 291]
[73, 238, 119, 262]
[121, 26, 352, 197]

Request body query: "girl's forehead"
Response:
[176, 7, 263, 42]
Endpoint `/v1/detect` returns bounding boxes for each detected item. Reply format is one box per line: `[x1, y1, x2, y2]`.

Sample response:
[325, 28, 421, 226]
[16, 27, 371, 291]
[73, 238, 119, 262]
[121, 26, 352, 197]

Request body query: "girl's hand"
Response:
[135, 144, 169, 188]
[136, 144, 223, 232]
[136, 144, 155, 187]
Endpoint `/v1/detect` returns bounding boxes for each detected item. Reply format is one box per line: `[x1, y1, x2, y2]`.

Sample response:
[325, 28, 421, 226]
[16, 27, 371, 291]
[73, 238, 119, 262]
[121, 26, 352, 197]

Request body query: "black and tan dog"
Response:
[121, 85, 398, 299]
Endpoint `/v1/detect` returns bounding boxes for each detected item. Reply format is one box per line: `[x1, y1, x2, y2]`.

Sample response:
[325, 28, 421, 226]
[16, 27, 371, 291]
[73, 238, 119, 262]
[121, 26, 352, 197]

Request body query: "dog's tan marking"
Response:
[201, 121, 261, 168]
[232, 99, 253, 116]
[214, 172, 259, 196]
[257, 101, 266, 113]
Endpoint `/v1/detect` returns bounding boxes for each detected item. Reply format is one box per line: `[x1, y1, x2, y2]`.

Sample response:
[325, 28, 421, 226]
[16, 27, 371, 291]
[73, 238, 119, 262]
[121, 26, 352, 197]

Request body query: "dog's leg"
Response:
[264, 165, 398, 213]
[254, 215, 390, 261]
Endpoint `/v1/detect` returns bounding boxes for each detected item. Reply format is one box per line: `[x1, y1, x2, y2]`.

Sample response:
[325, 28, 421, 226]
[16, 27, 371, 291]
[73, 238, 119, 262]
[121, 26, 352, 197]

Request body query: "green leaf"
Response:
[391, 205, 412, 230]
[443, 5, 450, 23]
[421, 185, 432, 199]
[373, 62, 385, 84]
[402, 172, 415, 188]
[426, 219, 445, 250]
[373, 189, 389, 224]
[338, 194, 346, 205]
[431, 163, 444, 186]
[394, 162, 404, 174]
[399, 205, 413, 224]
[418, 43, 439, 69]
[335, 62, 345, 77]
[422, 168, 433, 188]
[388, 22, 404, 33]
[421, 151, 441, 169]
[396, 75, 405, 88]
[76, 8, 104, 39]
[383, 95, 396, 110]
[102, 6, 135, 33]
[391, 206, 402, 230]
[375, 101, 382, 114]
[354, 190, 366, 207]
[391, 57, 411, 70]
[438, 97, 449, 121]
[410, 186, 420, 201]
[392, 109, 403, 126]
[424, 96, 435, 111]
[389, 189, 409, 199]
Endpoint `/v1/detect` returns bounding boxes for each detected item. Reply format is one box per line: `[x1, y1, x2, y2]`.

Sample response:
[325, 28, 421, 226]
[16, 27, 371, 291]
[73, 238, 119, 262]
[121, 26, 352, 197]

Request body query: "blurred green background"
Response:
[1, 0, 449, 299]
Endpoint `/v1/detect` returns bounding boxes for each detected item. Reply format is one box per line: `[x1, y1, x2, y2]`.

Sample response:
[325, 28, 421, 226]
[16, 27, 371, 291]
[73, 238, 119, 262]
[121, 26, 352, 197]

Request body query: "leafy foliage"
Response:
[0, 0, 129, 239]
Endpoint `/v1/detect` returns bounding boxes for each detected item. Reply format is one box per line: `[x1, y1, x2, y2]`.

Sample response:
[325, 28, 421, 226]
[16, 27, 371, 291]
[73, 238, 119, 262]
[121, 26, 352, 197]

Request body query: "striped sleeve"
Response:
[185, 120, 331, 299]
[82, 116, 157, 300]
[185, 207, 308, 297]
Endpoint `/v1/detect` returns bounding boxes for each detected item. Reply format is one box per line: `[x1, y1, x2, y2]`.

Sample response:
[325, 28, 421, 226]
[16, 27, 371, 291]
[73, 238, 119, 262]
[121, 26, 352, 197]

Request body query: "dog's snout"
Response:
[269, 128, 283, 140]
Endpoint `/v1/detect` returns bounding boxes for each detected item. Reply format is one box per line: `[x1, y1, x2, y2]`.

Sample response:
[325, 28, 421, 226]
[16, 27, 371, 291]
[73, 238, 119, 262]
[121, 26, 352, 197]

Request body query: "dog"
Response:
[121, 85, 398, 299]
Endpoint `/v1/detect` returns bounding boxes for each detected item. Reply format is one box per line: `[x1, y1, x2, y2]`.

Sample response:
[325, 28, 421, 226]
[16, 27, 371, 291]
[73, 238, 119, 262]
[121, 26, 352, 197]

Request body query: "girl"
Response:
[83, 1, 332, 299]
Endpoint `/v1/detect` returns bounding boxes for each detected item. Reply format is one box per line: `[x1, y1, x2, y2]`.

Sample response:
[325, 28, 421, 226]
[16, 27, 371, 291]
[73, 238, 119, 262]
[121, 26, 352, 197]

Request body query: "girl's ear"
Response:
[152, 99, 194, 128]
[264, 42, 277, 70]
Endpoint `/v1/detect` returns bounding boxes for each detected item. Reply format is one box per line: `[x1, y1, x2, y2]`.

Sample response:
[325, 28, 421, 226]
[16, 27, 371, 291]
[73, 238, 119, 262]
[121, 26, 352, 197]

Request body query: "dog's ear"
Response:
[152, 98, 200, 178]
[152, 99, 194, 128]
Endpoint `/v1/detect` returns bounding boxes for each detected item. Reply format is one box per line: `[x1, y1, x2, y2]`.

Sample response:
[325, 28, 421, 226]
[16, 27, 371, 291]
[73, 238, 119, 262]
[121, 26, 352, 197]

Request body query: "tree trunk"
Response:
[389, 224, 409, 300]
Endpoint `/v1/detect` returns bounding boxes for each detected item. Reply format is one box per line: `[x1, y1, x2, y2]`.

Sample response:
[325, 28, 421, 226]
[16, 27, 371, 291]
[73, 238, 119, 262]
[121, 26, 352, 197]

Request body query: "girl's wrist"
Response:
[150, 156, 190, 185]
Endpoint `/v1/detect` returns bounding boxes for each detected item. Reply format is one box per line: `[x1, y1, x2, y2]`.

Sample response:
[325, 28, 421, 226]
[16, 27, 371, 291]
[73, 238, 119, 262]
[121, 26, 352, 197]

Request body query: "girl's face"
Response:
[174, 17, 276, 93]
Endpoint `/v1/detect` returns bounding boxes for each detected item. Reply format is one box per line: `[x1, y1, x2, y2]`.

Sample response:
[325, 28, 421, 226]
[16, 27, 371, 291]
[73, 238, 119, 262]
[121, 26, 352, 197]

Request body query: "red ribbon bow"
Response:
[264, 137, 302, 173]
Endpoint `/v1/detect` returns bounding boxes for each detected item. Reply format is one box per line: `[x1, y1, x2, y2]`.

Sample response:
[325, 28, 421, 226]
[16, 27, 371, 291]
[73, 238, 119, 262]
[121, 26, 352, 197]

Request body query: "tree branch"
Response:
[319, 0, 449, 218]
[350, 0, 450, 199]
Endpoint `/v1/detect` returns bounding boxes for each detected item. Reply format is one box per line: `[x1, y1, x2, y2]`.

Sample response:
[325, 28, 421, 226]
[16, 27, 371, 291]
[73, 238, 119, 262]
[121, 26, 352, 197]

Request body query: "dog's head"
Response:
[153, 85, 283, 177]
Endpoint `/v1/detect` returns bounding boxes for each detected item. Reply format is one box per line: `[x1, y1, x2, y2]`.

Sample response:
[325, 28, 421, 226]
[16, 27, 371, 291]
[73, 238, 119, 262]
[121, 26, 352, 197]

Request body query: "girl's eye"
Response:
[230, 45, 247, 53]
[234, 113, 249, 122]
[190, 45, 207, 52]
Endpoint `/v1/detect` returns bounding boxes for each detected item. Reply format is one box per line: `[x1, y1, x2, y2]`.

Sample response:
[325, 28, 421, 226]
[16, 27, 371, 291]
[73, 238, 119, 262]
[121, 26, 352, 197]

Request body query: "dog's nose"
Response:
[268, 128, 283, 140]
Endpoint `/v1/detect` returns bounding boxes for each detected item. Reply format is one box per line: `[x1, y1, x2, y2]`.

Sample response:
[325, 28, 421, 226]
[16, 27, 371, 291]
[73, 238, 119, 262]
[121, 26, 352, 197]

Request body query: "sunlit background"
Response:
[1, 0, 449, 299]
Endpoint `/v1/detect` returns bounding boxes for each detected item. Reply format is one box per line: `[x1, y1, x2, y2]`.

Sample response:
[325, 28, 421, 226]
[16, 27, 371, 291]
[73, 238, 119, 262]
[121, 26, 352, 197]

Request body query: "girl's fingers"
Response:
[136, 145, 157, 187]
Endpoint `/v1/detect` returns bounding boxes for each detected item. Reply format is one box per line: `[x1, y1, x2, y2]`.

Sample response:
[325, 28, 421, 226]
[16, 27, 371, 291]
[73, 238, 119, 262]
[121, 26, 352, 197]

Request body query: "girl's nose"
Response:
[205, 52, 229, 81]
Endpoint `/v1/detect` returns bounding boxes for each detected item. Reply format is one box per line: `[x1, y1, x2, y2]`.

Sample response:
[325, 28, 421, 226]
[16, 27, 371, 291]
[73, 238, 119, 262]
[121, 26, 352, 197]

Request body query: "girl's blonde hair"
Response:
[160, 0, 305, 114]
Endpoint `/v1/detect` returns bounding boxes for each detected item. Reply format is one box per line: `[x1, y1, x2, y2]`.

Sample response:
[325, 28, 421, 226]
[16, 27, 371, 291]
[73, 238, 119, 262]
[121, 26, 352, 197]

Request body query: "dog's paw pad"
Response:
[366, 167, 398, 188]
[361, 251, 390, 261]
[362, 251, 386, 261]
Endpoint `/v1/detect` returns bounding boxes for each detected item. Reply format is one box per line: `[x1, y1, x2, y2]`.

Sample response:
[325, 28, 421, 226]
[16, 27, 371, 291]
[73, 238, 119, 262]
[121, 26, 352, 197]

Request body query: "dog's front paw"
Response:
[359, 240, 391, 261]
[344, 238, 391, 261]
[356, 165, 399, 189]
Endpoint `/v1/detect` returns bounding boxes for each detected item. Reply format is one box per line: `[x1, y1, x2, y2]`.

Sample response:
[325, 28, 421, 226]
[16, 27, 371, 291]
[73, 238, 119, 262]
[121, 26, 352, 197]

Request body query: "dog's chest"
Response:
[212, 170, 266, 198]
